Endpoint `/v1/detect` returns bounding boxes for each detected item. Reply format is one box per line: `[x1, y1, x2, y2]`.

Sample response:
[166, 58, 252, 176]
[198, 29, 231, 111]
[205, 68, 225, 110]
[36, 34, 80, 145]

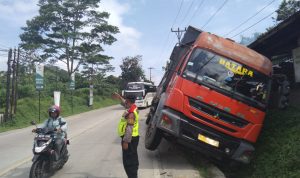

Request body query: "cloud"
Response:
[99, 0, 142, 76]
[0, 0, 39, 26]
[99, 0, 141, 54]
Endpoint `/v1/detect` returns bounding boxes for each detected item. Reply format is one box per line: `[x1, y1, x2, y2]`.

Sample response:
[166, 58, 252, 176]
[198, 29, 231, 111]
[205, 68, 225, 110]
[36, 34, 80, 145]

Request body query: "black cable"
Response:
[0, 48, 9, 52]
[180, 0, 195, 26]
[186, 0, 205, 26]
[0, 44, 9, 49]
[158, 0, 184, 63]
[171, 0, 184, 28]
[223, 0, 276, 37]
[230, 11, 276, 38]
[202, 0, 228, 29]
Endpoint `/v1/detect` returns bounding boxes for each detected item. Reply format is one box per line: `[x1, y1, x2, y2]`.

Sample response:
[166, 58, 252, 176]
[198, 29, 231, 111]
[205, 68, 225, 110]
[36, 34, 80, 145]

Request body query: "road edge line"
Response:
[0, 156, 31, 177]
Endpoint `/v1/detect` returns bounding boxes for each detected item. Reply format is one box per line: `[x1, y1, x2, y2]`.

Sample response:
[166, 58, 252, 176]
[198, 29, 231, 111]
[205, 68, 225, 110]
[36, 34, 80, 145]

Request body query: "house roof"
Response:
[248, 10, 300, 58]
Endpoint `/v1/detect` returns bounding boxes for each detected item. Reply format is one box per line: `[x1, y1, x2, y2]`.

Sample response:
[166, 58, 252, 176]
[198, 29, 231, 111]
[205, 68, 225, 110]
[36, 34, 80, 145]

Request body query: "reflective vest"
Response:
[118, 105, 139, 137]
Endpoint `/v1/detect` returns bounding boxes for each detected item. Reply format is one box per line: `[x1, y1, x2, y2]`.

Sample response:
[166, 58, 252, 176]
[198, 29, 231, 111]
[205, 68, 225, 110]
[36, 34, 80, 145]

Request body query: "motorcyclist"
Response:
[32, 105, 68, 160]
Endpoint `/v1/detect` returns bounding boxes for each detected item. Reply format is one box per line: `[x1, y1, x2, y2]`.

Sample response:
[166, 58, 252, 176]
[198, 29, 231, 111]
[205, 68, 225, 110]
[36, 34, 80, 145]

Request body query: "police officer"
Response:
[113, 92, 139, 178]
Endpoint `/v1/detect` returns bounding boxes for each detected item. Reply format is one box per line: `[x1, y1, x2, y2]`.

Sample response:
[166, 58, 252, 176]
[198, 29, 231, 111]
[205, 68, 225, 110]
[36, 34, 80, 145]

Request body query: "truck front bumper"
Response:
[157, 108, 254, 164]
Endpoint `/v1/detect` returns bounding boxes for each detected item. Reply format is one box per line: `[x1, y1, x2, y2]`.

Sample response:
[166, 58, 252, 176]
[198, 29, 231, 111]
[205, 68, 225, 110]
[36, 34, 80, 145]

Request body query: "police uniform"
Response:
[118, 104, 139, 178]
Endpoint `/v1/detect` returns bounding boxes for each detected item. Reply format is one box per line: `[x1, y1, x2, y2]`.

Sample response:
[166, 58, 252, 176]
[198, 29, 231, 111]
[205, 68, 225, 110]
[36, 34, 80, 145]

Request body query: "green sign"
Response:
[35, 64, 44, 90]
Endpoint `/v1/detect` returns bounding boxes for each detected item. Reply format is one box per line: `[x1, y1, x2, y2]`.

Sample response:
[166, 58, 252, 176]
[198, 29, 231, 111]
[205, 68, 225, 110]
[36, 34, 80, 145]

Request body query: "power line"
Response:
[223, 0, 276, 37]
[202, 0, 228, 29]
[171, 0, 184, 28]
[230, 10, 276, 38]
[158, 0, 185, 63]
[0, 44, 9, 49]
[0, 48, 9, 52]
[186, 0, 205, 26]
[180, 0, 195, 26]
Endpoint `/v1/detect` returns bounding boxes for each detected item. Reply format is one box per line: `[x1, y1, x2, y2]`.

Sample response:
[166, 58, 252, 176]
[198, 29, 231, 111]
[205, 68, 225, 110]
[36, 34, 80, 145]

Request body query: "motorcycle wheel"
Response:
[29, 160, 48, 178]
[58, 148, 69, 170]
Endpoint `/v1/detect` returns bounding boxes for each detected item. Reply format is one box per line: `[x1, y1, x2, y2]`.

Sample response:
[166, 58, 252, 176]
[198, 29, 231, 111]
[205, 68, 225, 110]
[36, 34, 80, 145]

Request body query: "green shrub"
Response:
[227, 106, 300, 178]
[18, 85, 36, 98]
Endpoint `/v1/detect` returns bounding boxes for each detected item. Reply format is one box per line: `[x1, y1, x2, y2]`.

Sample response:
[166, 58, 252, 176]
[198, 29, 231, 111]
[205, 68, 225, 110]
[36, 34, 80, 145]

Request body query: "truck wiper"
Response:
[193, 54, 216, 83]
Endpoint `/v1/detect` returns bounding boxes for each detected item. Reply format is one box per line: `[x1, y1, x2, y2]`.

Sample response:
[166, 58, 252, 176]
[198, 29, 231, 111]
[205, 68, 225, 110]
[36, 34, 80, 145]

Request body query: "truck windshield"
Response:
[182, 48, 270, 108]
[124, 91, 143, 100]
[126, 83, 144, 90]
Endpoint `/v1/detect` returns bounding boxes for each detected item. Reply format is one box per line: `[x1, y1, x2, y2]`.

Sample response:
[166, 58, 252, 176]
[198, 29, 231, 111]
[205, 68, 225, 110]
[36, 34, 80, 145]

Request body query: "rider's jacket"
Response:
[41, 116, 67, 138]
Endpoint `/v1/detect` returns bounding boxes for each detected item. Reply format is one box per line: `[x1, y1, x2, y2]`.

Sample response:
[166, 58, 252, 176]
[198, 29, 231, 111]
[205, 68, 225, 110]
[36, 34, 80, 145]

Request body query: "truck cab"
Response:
[145, 26, 272, 164]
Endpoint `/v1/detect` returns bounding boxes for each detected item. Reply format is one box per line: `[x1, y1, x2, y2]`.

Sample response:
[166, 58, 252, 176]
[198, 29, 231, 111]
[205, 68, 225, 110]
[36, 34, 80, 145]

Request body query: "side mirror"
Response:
[30, 121, 36, 125]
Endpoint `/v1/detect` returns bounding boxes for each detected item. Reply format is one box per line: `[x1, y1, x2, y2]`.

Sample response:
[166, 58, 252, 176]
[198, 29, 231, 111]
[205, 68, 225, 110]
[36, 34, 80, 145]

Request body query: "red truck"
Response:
[145, 26, 273, 164]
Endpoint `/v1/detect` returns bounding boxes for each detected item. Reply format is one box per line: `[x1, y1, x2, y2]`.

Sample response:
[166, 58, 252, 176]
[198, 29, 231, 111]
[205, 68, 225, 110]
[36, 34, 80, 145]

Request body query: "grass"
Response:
[191, 105, 300, 178]
[0, 94, 119, 133]
[230, 105, 300, 178]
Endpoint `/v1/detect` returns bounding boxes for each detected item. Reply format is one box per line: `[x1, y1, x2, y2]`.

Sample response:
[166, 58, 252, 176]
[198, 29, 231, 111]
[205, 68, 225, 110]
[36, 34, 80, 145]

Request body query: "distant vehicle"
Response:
[145, 26, 273, 165]
[122, 82, 156, 108]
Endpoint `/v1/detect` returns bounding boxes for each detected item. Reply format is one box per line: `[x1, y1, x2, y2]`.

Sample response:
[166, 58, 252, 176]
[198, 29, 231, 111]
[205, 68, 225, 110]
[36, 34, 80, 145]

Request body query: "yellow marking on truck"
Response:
[219, 58, 253, 77]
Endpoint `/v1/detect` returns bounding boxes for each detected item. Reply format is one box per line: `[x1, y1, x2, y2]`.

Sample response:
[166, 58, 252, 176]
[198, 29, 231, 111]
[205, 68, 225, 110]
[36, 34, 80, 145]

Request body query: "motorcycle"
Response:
[29, 121, 69, 178]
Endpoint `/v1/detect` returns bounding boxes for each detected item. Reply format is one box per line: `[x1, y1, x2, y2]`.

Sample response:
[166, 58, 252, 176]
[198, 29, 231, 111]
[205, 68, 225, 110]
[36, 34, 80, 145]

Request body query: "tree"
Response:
[120, 55, 145, 88]
[20, 0, 119, 77]
[275, 0, 300, 22]
[239, 32, 260, 45]
[105, 75, 121, 87]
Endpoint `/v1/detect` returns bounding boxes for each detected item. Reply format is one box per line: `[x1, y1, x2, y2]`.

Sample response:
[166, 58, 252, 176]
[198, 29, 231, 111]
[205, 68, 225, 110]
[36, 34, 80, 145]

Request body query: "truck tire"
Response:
[145, 122, 163, 150]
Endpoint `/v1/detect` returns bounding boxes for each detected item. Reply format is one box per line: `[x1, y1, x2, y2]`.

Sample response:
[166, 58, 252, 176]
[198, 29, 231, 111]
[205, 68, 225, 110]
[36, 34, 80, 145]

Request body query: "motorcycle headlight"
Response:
[35, 145, 47, 153]
[34, 139, 51, 153]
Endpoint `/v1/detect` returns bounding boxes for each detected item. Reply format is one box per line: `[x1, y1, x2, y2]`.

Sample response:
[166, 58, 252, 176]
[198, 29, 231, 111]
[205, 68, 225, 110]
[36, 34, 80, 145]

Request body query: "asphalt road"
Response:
[0, 105, 202, 178]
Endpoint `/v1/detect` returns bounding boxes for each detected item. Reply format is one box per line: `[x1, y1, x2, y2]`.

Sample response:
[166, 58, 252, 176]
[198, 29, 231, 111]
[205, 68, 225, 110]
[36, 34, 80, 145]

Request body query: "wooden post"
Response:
[4, 49, 12, 122]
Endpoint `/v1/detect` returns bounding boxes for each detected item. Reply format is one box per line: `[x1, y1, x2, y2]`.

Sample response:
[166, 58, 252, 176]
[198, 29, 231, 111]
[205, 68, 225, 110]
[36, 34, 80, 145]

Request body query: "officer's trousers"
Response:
[122, 136, 139, 178]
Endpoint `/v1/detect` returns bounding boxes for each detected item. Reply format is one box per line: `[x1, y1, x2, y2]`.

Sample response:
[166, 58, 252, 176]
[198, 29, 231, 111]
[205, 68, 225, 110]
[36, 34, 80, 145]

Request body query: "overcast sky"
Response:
[0, 0, 282, 85]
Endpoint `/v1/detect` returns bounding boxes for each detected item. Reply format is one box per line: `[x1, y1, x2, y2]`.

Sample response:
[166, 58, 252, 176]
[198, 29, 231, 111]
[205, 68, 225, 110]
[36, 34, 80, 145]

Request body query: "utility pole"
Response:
[10, 48, 16, 118]
[5, 49, 12, 122]
[14, 48, 20, 114]
[148, 67, 154, 82]
[89, 64, 94, 107]
[171, 28, 187, 44]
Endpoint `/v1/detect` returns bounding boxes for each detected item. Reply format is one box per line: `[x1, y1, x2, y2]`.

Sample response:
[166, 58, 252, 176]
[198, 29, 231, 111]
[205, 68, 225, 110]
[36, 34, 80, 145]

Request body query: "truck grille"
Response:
[189, 98, 249, 128]
[191, 112, 237, 132]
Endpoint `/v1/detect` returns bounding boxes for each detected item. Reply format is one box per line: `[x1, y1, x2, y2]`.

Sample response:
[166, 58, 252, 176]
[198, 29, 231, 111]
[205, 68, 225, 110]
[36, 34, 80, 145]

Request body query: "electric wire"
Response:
[171, 0, 184, 28]
[158, 0, 184, 65]
[201, 0, 228, 29]
[0, 44, 9, 49]
[223, 0, 276, 37]
[180, 0, 195, 26]
[230, 10, 276, 38]
[185, 0, 205, 26]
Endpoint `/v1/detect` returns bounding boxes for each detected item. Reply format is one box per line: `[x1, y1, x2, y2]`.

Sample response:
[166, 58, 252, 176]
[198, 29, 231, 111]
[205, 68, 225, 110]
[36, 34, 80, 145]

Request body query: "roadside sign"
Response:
[35, 64, 44, 90]
[54, 91, 61, 107]
[70, 72, 75, 90]
[89, 85, 93, 106]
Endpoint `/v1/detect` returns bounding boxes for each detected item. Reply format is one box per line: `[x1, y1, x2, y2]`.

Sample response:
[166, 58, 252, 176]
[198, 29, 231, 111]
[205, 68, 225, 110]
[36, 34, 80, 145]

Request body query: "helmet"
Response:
[48, 105, 60, 117]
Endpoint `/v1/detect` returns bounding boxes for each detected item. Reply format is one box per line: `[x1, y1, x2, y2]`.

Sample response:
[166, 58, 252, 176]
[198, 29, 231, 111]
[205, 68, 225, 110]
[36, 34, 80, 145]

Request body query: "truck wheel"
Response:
[145, 122, 163, 150]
